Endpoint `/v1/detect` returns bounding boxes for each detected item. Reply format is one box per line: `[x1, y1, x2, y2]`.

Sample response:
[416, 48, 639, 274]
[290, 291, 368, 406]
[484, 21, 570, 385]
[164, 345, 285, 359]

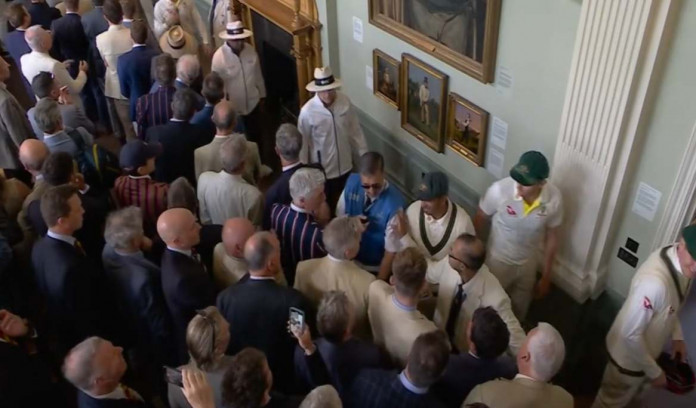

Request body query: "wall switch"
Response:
[618, 247, 639, 268]
[625, 238, 639, 253]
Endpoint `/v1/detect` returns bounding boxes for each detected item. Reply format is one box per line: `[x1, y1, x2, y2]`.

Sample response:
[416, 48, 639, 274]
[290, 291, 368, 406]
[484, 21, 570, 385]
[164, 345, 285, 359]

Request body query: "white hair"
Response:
[176, 54, 200, 85]
[322, 216, 360, 259]
[104, 207, 144, 250]
[219, 134, 248, 173]
[299, 385, 342, 408]
[63, 336, 106, 391]
[25, 25, 48, 52]
[528, 322, 565, 382]
[289, 168, 325, 201]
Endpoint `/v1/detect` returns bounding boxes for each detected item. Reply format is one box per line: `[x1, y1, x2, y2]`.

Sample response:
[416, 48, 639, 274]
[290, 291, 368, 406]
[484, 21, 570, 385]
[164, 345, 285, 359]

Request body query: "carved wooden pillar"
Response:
[550, 0, 674, 302]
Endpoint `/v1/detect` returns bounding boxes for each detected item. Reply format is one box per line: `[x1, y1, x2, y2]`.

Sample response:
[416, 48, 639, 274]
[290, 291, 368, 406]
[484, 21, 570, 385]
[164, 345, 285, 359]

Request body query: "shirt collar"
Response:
[249, 275, 276, 281]
[327, 254, 346, 263]
[123, 18, 133, 23]
[107, 24, 124, 31]
[35, 174, 44, 181]
[170, 118, 186, 122]
[84, 385, 126, 400]
[65, 11, 79, 15]
[468, 351, 480, 359]
[282, 162, 302, 172]
[167, 246, 192, 257]
[47, 230, 76, 246]
[290, 203, 310, 214]
[515, 373, 540, 382]
[132, 44, 146, 48]
[128, 175, 151, 180]
[44, 130, 62, 138]
[668, 245, 684, 276]
[391, 294, 416, 312]
[399, 371, 429, 394]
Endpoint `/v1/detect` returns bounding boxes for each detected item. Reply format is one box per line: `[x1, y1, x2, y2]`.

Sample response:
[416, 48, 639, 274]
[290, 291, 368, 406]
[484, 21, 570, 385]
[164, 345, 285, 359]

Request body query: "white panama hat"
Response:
[218, 20, 253, 40]
[306, 66, 343, 92]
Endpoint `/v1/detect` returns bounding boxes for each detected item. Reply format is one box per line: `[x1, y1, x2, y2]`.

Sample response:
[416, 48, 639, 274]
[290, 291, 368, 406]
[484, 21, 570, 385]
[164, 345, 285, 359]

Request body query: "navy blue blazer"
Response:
[347, 369, 447, 408]
[262, 164, 306, 230]
[102, 245, 174, 365]
[4, 29, 34, 100]
[51, 13, 90, 78]
[27, 2, 60, 30]
[77, 389, 147, 408]
[117, 46, 160, 120]
[146, 120, 208, 186]
[294, 337, 386, 396]
[431, 353, 517, 408]
[81, 7, 108, 78]
[160, 249, 215, 364]
[190, 104, 215, 140]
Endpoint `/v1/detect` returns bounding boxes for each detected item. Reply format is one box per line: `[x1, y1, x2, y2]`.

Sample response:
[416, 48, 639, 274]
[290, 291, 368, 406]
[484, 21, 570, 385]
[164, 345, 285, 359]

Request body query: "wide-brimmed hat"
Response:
[160, 25, 198, 59]
[219, 21, 252, 40]
[306, 66, 342, 92]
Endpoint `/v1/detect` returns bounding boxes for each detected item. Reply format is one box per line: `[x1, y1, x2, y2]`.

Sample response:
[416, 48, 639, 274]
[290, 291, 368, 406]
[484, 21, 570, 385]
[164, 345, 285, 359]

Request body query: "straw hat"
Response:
[305, 66, 342, 92]
[218, 20, 253, 40]
[160, 25, 198, 59]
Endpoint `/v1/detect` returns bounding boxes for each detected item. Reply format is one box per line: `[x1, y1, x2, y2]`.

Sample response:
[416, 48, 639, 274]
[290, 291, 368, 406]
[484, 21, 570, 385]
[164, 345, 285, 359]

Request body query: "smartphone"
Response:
[163, 366, 183, 388]
[289, 307, 305, 331]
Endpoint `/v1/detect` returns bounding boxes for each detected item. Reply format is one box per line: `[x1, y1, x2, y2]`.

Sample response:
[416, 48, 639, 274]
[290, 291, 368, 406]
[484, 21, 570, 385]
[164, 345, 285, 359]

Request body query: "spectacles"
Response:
[448, 254, 472, 270]
[195, 309, 216, 356]
[361, 183, 383, 190]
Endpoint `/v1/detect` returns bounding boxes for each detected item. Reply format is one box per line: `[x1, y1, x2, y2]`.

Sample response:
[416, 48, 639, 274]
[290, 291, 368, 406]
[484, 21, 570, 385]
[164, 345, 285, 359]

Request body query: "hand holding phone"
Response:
[289, 307, 305, 331]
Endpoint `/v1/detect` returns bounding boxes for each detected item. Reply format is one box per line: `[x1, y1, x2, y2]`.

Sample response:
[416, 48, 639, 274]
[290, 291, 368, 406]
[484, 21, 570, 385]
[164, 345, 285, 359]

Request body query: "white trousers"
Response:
[487, 254, 537, 321]
[592, 363, 646, 408]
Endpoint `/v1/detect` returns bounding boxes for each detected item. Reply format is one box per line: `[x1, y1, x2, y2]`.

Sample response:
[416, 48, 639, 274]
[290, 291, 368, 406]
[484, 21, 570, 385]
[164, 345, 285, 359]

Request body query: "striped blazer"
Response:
[135, 85, 175, 137]
[113, 175, 169, 236]
[270, 204, 326, 286]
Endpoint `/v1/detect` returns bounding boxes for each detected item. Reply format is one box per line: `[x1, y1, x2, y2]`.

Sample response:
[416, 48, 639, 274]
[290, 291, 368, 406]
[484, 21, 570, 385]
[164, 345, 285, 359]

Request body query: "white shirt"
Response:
[167, 246, 192, 257]
[419, 84, 430, 104]
[96, 24, 133, 99]
[197, 171, 263, 226]
[153, 0, 209, 44]
[298, 92, 368, 179]
[21, 51, 86, 109]
[479, 177, 563, 264]
[47, 230, 76, 246]
[211, 43, 266, 116]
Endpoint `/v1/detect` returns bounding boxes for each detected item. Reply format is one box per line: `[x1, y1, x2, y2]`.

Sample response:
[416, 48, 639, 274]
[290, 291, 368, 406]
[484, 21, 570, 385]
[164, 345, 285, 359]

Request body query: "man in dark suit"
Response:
[26, 0, 60, 30]
[146, 88, 207, 185]
[149, 54, 204, 109]
[347, 330, 450, 408]
[81, 0, 110, 126]
[63, 336, 147, 408]
[293, 291, 385, 396]
[136, 53, 176, 137]
[217, 231, 312, 393]
[432, 307, 517, 407]
[158, 208, 215, 364]
[50, 0, 90, 78]
[263, 123, 305, 230]
[4, 3, 35, 101]
[117, 20, 159, 124]
[31, 185, 104, 358]
[190, 72, 224, 140]
[102, 206, 174, 367]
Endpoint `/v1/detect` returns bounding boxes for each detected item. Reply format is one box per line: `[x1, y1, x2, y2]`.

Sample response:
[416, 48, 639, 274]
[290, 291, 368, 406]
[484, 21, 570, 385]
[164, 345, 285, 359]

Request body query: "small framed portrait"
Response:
[373, 49, 400, 109]
[400, 53, 449, 152]
[446, 92, 488, 166]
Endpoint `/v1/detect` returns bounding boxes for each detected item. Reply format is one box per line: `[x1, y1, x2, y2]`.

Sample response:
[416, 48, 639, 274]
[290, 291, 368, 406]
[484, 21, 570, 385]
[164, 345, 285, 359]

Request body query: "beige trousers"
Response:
[487, 254, 537, 321]
[592, 363, 646, 408]
[107, 97, 136, 141]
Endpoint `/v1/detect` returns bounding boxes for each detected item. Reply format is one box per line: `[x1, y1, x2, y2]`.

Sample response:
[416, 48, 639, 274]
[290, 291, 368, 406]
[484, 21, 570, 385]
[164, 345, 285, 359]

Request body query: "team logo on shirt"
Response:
[643, 296, 653, 310]
[669, 306, 676, 315]
[538, 204, 548, 217]
[506, 205, 517, 216]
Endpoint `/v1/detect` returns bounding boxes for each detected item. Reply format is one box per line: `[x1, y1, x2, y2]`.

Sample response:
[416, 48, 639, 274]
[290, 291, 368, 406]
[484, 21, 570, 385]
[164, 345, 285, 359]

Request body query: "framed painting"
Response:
[368, 0, 501, 83]
[446, 92, 488, 166]
[373, 49, 400, 109]
[400, 54, 448, 152]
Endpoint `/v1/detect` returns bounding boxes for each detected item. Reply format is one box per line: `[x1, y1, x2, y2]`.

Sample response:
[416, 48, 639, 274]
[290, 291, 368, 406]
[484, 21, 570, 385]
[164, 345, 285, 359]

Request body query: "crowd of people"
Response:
[0, 1, 694, 408]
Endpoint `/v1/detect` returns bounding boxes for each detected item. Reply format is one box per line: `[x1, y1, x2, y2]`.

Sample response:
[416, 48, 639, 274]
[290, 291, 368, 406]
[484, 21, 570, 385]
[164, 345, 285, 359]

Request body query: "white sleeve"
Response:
[547, 193, 564, 228]
[347, 105, 368, 156]
[153, 3, 168, 39]
[494, 292, 526, 356]
[335, 189, 347, 217]
[197, 182, 211, 224]
[479, 182, 503, 216]
[384, 214, 401, 253]
[617, 277, 666, 379]
[297, 110, 312, 164]
[54, 62, 86, 95]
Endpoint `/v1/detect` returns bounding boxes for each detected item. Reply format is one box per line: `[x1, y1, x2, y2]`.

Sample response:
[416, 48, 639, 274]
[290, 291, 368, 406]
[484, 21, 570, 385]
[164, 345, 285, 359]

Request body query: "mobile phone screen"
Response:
[163, 366, 183, 388]
[289, 307, 305, 330]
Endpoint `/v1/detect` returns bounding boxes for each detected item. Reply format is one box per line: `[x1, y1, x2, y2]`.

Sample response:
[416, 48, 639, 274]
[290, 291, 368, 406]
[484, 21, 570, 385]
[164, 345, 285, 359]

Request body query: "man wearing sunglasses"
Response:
[473, 151, 563, 321]
[337, 152, 406, 280]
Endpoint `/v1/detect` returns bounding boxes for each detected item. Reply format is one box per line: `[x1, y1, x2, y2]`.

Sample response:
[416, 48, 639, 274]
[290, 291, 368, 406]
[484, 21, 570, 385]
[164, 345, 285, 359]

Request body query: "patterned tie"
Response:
[445, 284, 466, 353]
[74, 240, 86, 256]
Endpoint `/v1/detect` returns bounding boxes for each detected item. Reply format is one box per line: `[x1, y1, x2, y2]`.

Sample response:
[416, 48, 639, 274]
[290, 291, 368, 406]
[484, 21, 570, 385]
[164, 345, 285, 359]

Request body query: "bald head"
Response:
[25, 25, 52, 52]
[222, 218, 255, 258]
[212, 100, 237, 134]
[19, 139, 49, 176]
[156, 208, 201, 250]
[244, 231, 280, 276]
[449, 234, 486, 277]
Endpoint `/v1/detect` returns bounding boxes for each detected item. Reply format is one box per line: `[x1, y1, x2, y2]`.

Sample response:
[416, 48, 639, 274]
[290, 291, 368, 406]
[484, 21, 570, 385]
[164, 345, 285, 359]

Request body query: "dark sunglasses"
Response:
[195, 309, 216, 356]
[361, 183, 383, 190]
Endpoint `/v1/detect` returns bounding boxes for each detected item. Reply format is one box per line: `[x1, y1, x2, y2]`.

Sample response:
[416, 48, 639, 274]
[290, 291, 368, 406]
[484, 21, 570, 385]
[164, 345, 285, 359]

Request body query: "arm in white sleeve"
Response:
[384, 214, 417, 253]
[53, 62, 86, 95]
[297, 111, 312, 164]
[673, 321, 684, 341]
[347, 106, 368, 156]
[153, 3, 168, 39]
[197, 187, 211, 224]
[494, 292, 526, 356]
[336, 190, 347, 217]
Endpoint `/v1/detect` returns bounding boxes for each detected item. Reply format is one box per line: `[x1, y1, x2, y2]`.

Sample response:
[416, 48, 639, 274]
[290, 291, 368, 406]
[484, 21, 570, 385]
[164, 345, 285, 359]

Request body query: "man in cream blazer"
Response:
[194, 101, 266, 185]
[430, 234, 525, 355]
[368, 247, 437, 367]
[465, 322, 573, 408]
[294, 216, 375, 340]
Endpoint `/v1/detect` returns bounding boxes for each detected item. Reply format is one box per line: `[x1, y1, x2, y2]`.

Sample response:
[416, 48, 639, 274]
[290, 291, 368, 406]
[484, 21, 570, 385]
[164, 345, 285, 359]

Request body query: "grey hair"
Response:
[220, 134, 247, 173]
[289, 168, 325, 202]
[176, 54, 200, 85]
[171, 88, 197, 120]
[275, 124, 302, 161]
[33, 98, 62, 133]
[528, 322, 566, 382]
[63, 336, 106, 391]
[212, 103, 237, 131]
[322, 216, 360, 259]
[299, 385, 342, 408]
[25, 25, 47, 51]
[167, 177, 197, 212]
[244, 231, 277, 271]
[104, 207, 144, 250]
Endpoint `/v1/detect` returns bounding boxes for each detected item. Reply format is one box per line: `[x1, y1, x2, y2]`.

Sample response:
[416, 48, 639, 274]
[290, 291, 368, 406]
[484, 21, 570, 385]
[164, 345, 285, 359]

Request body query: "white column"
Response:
[550, 0, 674, 302]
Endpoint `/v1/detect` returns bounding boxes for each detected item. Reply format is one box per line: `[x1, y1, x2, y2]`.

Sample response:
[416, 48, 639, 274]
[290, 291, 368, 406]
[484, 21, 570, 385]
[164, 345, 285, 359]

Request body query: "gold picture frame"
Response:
[368, 0, 501, 83]
[373, 49, 400, 109]
[400, 54, 448, 152]
[446, 92, 488, 166]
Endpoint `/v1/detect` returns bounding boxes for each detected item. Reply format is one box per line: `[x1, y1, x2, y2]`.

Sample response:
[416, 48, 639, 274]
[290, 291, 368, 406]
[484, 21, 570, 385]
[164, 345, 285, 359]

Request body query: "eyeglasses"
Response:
[448, 254, 472, 270]
[195, 309, 216, 356]
[361, 183, 383, 190]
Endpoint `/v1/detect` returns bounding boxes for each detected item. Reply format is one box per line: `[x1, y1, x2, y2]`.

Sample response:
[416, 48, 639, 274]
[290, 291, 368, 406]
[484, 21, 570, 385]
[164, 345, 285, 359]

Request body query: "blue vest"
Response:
[343, 174, 405, 267]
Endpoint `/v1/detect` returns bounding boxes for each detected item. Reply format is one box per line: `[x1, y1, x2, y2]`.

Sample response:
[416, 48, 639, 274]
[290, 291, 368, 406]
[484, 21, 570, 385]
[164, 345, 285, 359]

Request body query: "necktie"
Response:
[74, 240, 86, 256]
[445, 284, 466, 352]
